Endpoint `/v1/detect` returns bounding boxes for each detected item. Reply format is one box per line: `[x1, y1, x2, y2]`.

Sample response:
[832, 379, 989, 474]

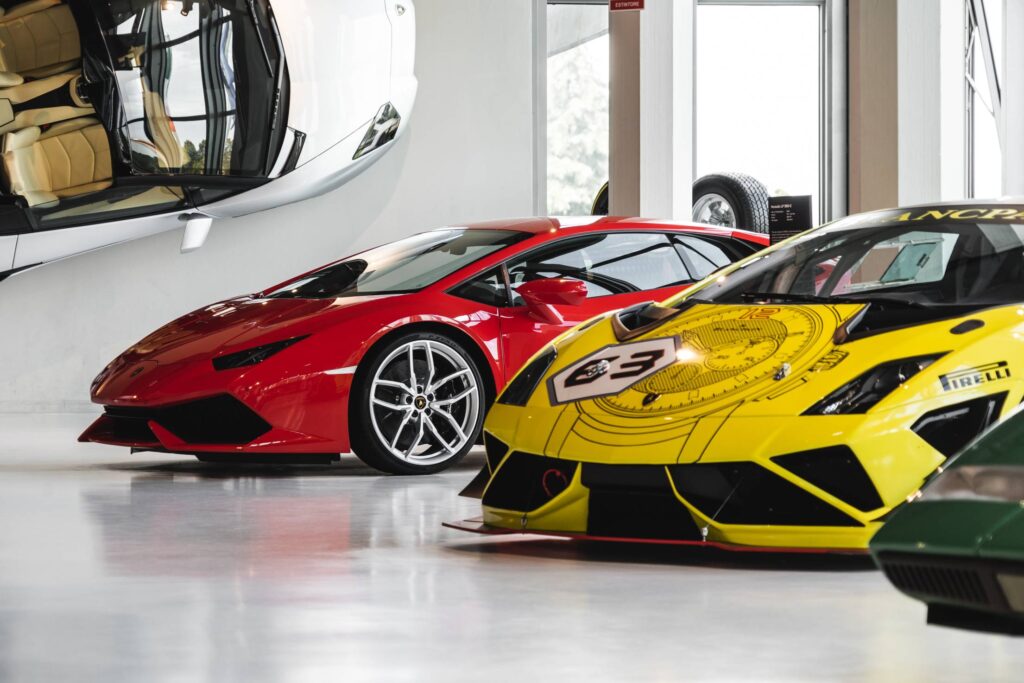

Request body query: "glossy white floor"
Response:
[1, 414, 1022, 682]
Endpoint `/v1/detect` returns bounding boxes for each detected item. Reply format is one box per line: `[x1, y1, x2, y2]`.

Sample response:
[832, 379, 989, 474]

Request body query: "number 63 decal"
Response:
[547, 337, 679, 405]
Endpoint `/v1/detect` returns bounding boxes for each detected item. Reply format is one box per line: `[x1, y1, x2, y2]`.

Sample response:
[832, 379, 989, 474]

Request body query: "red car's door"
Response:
[497, 232, 700, 380]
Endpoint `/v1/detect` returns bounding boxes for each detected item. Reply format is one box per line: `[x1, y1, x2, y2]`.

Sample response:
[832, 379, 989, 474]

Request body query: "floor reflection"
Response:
[83, 456, 482, 578]
[3, 415, 1024, 681]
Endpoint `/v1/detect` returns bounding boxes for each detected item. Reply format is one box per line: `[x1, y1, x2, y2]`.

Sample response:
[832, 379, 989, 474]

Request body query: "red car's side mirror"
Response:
[515, 278, 588, 323]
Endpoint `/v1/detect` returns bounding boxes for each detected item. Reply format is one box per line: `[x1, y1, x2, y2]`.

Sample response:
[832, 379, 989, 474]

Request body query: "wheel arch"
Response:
[349, 321, 499, 411]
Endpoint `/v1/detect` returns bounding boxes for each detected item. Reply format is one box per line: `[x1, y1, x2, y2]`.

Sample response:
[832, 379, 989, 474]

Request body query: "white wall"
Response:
[0, 0, 537, 412]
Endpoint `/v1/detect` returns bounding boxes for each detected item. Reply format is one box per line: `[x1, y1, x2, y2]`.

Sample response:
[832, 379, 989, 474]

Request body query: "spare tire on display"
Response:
[590, 173, 770, 233]
[692, 172, 770, 233]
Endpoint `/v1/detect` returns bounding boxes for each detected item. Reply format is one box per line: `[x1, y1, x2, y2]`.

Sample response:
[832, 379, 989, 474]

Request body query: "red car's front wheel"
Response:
[351, 332, 484, 475]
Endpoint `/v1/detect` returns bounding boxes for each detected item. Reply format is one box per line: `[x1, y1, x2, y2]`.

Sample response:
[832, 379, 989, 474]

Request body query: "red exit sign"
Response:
[611, 0, 644, 10]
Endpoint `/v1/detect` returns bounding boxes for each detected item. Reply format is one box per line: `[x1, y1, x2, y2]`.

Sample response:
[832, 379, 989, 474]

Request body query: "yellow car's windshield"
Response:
[685, 216, 1024, 310]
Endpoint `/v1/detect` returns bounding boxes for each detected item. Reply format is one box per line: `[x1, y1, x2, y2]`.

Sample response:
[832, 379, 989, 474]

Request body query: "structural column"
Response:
[608, 0, 695, 219]
[851, 0, 966, 210]
[848, 0, 898, 212]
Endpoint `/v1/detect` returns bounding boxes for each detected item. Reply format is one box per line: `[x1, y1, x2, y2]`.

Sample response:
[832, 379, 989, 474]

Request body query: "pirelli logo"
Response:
[939, 362, 1011, 392]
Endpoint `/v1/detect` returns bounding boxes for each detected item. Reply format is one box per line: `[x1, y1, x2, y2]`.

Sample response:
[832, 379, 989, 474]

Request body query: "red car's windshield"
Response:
[264, 229, 528, 299]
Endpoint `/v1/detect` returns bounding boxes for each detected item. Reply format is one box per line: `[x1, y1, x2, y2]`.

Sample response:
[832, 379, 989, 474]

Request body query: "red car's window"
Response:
[505, 232, 693, 302]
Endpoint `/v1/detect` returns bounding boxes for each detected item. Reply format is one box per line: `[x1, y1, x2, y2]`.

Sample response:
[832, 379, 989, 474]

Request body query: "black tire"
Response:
[692, 172, 770, 233]
[350, 331, 485, 475]
[592, 173, 768, 232]
[591, 181, 609, 216]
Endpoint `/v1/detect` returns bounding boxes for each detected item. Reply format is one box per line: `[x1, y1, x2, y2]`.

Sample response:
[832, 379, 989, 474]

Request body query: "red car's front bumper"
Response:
[80, 373, 356, 456]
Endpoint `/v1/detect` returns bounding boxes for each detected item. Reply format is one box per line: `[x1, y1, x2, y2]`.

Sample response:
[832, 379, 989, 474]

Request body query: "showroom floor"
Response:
[1, 415, 1023, 682]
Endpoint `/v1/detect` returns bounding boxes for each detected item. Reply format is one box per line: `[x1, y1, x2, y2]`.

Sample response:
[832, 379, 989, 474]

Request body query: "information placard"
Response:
[610, 0, 644, 11]
[768, 195, 813, 245]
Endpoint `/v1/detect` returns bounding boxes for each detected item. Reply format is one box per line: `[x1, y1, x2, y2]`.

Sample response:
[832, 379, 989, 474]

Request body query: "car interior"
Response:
[0, 0, 283, 231]
[0, 0, 101, 209]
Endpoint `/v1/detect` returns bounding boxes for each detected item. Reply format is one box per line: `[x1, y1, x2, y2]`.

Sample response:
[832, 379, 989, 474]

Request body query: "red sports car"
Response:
[81, 217, 767, 474]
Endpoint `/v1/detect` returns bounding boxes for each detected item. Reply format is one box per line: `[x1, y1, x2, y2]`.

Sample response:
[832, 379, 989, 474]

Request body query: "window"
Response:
[104, 0, 288, 177]
[966, 0, 1003, 198]
[450, 268, 509, 307]
[507, 233, 692, 303]
[696, 1, 828, 221]
[830, 232, 959, 295]
[32, 186, 189, 230]
[265, 230, 528, 299]
[546, 2, 609, 215]
[673, 235, 734, 280]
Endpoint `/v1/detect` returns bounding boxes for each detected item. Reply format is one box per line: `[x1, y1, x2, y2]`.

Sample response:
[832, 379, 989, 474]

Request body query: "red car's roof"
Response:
[459, 216, 768, 244]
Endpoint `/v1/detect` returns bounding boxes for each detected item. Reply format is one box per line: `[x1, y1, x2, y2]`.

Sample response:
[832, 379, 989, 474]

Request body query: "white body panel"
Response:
[200, 109, 408, 219]
[274, 0, 392, 163]
[203, 0, 418, 219]
[12, 212, 183, 270]
[0, 235, 15, 272]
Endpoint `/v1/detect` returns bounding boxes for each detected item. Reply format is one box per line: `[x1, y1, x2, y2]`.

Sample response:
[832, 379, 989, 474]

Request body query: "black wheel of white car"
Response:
[692, 172, 770, 232]
[351, 332, 483, 475]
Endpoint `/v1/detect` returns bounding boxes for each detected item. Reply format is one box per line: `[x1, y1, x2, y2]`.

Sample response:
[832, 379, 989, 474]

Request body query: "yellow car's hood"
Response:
[535, 302, 1024, 423]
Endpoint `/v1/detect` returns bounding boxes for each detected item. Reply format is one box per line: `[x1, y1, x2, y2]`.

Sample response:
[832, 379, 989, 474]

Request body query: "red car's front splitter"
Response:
[443, 518, 869, 555]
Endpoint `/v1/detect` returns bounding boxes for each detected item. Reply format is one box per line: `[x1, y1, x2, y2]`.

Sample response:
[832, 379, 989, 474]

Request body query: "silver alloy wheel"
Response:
[693, 192, 738, 228]
[368, 339, 480, 467]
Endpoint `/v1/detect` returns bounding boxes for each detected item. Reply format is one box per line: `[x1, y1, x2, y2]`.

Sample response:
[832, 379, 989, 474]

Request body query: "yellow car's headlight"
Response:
[804, 354, 944, 415]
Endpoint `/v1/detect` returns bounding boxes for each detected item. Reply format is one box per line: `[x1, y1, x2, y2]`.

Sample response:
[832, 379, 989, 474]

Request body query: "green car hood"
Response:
[870, 500, 1022, 557]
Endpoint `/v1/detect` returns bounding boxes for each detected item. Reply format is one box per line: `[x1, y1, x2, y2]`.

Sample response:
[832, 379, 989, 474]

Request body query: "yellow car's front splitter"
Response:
[442, 518, 871, 555]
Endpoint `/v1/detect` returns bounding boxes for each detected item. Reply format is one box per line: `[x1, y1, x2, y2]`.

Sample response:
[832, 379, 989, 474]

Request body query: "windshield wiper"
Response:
[838, 295, 931, 309]
[740, 291, 836, 304]
[741, 291, 932, 309]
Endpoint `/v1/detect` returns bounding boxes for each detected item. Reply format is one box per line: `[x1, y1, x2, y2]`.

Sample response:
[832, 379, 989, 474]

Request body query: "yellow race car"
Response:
[449, 203, 1024, 552]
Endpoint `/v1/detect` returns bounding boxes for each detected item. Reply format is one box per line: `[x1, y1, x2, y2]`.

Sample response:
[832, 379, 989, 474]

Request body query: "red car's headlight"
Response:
[212, 335, 309, 371]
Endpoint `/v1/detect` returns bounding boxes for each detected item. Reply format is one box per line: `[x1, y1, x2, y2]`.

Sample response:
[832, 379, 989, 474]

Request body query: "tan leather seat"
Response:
[0, 70, 91, 134]
[0, 1, 80, 79]
[3, 117, 112, 206]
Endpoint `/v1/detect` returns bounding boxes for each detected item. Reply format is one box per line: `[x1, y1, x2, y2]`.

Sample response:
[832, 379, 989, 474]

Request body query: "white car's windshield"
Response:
[103, 0, 287, 176]
[265, 230, 529, 299]
[685, 209, 1024, 310]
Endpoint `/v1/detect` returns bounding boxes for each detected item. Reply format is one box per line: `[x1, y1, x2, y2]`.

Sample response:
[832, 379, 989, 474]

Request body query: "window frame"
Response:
[536, 0, 847, 222]
[964, 0, 1003, 198]
[24, 182, 195, 232]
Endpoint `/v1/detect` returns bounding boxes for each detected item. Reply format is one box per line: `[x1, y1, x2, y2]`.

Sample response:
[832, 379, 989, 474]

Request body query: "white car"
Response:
[0, 0, 417, 280]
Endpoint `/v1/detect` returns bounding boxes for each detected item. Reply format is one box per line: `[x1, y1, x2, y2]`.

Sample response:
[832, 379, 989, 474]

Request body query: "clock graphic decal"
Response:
[587, 304, 845, 417]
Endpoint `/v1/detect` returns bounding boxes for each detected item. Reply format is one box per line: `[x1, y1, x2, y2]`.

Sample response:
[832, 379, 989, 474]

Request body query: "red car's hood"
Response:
[122, 294, 395, 366]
